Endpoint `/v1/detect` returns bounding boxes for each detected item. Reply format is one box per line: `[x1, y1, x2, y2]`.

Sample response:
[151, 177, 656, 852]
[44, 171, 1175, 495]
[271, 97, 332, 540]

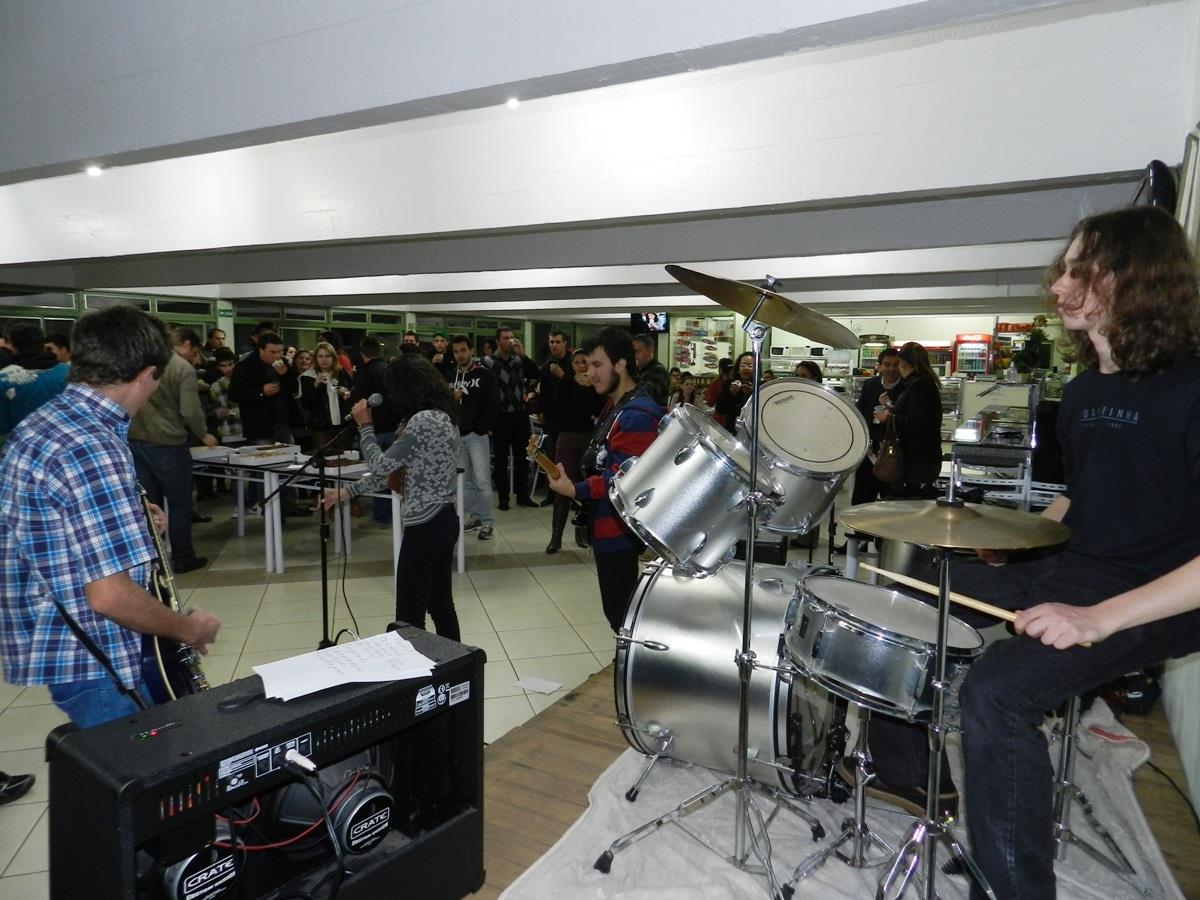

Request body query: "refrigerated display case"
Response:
[952, 333, 993, 376]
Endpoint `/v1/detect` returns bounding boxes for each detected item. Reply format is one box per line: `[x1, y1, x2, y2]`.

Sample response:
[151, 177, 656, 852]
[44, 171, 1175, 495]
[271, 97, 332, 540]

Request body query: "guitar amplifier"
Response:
[48, 626, 485, 900]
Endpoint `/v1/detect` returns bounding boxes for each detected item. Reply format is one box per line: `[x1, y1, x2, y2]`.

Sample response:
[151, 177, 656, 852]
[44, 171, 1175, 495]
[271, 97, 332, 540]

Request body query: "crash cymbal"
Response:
[666, 264, 859, 349]
[838, 499, 1070, 550]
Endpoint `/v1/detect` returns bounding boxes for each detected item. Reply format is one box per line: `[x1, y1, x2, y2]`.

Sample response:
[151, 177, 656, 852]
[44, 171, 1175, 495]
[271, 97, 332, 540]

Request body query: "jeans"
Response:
[595, 547, 643, 633]
[371, 430, 396, 525]
[459, 432, 494, 525]
[130, 441, 197, 564]
[396, 505, 460, 641]
[868, 552, 1200, 899]
[50, 676, 152, 729]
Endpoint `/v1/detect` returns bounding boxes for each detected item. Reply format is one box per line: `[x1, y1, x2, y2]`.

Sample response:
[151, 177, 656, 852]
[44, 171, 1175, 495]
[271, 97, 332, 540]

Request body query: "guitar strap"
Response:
[51, 597, 149, 711]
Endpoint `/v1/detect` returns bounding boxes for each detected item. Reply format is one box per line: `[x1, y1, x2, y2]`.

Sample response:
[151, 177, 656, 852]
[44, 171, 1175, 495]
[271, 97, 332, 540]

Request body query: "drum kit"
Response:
[595, 267, 1070, 899]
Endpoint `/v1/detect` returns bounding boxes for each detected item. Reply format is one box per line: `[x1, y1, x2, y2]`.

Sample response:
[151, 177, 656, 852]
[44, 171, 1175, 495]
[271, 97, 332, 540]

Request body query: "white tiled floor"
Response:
[0, 490, 612, 897]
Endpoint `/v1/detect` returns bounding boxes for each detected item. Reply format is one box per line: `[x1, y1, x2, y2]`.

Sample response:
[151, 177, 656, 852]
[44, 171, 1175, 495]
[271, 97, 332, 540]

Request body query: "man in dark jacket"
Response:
[451, 336, 500, 540]
[536, 329, 571, 505]
[491, 327, 538, 510]
[851, 346, 903, 505]
[228, 332, 305, 514]
[632, 333, 670, 407]
[352, 336, 401, 526]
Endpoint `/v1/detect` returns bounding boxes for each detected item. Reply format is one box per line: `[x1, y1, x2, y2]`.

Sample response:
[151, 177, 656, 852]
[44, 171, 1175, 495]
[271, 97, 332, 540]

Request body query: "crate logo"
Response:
[415, 684, 437, 716]
[351, 808, 390, 840]
[183, 855, 236, 900]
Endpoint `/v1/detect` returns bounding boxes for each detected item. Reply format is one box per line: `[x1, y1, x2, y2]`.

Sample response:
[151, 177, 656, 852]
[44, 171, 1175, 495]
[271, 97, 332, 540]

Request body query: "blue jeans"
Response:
[50, 677, 152, 729]
[868, 553, 1200, 899]
[130, 441, 197, 564]
[460, 432, 494, 525]
[371, 430, 396, 525]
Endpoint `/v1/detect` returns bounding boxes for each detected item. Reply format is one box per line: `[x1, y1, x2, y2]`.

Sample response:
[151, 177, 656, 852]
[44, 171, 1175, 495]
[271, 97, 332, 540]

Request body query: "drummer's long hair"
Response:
[1048, 206, 1200, 378]
[897, 342, 938, 384]
[384, 353, 460, 428]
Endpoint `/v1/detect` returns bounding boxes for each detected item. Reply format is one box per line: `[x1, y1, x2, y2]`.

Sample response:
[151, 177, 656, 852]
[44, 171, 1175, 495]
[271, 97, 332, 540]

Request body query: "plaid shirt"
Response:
[0, 383, 154, 686]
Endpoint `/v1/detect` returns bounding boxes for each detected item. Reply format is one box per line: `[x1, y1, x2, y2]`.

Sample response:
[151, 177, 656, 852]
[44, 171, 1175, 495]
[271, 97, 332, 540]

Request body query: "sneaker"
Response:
[0, 773, 34, 806]
[463, 518, 482, 533]
[478, 525, 494, 541]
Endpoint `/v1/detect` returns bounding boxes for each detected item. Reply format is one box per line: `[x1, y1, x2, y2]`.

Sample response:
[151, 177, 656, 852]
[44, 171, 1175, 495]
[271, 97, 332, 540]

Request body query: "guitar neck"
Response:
[530, 450, 558, 478]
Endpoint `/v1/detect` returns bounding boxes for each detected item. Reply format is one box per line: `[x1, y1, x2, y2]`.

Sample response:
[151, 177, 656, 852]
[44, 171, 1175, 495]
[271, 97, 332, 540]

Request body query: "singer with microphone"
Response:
[320, 354, 462, 640]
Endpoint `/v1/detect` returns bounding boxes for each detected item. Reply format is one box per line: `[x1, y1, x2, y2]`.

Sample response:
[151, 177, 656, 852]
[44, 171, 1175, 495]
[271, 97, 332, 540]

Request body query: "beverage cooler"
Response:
[952, 333, 993, 376]
[858, 334, 891, 369]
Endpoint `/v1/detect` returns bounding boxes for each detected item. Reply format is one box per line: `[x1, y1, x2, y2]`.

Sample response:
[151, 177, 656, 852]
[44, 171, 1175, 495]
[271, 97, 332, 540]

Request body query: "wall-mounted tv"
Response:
[631, 312, 670, 334]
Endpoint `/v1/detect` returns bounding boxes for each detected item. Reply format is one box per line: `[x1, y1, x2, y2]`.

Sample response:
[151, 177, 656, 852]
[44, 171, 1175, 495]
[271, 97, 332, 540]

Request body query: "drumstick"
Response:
[860, 562, 1091, 647]
[859, 563, 1016, 622]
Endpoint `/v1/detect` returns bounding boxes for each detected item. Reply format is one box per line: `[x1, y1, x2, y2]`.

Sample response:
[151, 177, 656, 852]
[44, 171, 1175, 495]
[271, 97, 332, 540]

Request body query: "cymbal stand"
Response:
[876, 481, 997, 900]
[788, 706, 893, 889]
[595, 278, 825, 897]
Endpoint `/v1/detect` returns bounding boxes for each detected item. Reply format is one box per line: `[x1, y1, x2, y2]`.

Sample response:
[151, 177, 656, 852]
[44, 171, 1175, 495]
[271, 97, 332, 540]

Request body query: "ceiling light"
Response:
[85, 165, 103, 177]
[506, 97, 519, 109]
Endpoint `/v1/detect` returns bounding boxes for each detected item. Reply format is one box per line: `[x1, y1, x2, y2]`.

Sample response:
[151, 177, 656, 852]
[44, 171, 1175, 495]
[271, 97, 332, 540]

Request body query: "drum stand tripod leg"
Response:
[625, 732, 674, 802]
[594, 777, 738, 873]
[875, 545, 998, 900]
[787, 708, 893, 889]
[1051, 697, 1153, 896]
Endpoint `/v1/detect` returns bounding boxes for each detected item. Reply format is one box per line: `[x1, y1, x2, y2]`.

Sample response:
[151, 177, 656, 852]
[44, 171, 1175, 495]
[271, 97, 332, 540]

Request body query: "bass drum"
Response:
[615, 560, 832, 793]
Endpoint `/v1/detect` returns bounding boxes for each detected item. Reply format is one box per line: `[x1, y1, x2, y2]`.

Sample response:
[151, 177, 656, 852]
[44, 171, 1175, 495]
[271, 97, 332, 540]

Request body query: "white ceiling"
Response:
[0, 0, 1197, 328]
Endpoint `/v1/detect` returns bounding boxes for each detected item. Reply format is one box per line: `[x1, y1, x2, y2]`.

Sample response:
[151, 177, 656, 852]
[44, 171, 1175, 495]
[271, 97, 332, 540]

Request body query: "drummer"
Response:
[546, 327, 665, 632]
[864, 205, 1200, 900]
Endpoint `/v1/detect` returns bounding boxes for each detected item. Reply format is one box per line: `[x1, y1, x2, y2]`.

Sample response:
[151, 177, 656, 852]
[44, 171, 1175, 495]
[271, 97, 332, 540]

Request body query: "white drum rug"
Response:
[501, 700, 1181, 899]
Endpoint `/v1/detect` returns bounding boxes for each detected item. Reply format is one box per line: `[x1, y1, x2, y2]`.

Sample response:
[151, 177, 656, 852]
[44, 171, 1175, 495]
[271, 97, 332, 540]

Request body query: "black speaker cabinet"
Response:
[48, 627, 485, 899]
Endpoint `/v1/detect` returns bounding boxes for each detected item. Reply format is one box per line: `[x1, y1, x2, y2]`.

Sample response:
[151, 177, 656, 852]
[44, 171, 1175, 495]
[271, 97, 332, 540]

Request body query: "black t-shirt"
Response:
[1058, 358, 1200, 584]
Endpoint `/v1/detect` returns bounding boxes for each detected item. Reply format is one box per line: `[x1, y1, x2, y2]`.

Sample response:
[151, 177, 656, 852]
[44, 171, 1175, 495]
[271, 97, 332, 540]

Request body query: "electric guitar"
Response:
[526, 435, 559, 480]
[139, 489, 211, 703]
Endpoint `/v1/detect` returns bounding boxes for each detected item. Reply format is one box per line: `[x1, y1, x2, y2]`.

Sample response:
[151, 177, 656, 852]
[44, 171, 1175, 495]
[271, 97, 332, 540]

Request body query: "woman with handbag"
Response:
[873, 341, 943, 496]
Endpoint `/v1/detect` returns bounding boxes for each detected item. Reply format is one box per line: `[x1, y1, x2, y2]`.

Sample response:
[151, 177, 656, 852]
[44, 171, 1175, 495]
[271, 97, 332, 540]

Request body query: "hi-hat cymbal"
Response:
[838, 500, 1070, 550]
[666, 264, 859, 349]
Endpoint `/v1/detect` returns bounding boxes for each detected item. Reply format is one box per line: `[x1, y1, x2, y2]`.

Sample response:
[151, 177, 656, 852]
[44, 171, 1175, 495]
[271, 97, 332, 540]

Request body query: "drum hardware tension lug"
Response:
[616, 636, 669, 652]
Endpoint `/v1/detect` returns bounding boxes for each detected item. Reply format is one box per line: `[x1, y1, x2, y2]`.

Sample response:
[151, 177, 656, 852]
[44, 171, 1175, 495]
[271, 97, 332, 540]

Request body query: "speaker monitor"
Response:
[48, 627, 485, 900]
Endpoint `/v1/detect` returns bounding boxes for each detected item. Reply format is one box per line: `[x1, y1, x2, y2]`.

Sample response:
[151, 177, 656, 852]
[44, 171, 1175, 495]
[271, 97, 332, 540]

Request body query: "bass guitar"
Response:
[139, 489, 211, 703]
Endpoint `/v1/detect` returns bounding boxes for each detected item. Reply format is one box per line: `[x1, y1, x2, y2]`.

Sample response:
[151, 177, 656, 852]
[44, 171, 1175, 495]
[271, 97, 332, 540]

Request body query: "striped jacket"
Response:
[573, 389, 665, 555]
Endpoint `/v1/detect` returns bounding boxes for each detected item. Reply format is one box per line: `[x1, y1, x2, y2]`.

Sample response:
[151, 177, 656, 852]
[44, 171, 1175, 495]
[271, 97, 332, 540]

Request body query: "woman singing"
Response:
[320, 354, 462, 640]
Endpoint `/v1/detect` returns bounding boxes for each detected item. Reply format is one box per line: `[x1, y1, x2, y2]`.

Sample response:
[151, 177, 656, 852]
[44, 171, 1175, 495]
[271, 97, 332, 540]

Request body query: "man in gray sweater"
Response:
[129, 327, 217, 574]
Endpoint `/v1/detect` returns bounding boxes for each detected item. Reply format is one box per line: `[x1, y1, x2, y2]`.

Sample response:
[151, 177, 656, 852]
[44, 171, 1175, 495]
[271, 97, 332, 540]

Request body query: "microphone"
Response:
[343, 393, 383, 422]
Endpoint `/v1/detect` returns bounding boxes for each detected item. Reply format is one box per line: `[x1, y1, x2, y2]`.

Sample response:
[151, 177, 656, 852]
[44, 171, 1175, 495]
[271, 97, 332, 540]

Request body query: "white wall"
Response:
[1, 1, 1196, 266]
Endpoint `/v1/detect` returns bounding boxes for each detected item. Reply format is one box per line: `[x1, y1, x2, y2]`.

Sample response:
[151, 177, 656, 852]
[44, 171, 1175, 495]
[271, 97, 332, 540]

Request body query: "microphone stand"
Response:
[261, 419, 359, 649]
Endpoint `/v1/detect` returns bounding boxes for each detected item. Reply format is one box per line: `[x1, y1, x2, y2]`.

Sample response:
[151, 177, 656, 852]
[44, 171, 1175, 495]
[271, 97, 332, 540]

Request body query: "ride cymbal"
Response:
[666, 264, 859, 349]
[838, 499, 1070, 550]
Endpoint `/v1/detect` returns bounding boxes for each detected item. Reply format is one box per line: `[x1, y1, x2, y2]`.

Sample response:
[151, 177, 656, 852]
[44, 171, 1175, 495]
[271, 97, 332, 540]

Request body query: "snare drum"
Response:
[610, 404, 782, 576]
[615, 560, 832, 792]
[784, 575, 983, 720]
[737, 378, 869, 534]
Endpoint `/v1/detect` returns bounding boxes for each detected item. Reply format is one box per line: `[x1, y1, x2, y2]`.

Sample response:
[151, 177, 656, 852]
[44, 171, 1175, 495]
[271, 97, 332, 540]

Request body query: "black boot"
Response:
[546, 497, 570, 554]
[572, 502, 591, 548]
